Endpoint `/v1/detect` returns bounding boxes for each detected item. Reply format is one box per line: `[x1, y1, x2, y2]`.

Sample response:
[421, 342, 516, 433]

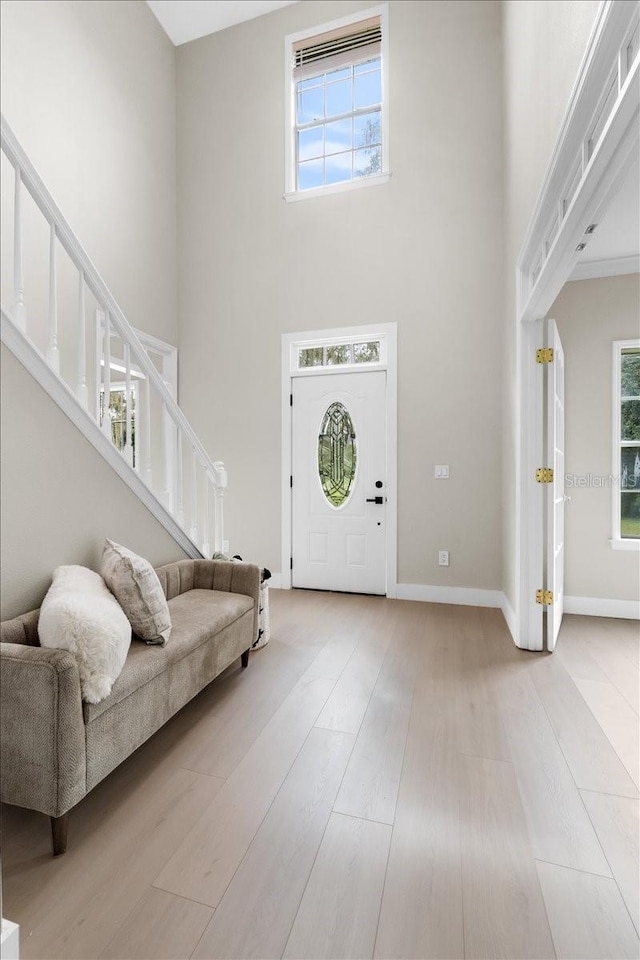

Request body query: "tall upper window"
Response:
[613, 340, 640, 543]
[285, 6, 389, 199]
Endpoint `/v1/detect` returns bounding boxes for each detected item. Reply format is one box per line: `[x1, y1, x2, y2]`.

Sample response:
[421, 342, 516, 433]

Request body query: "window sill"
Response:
[610, 538, 640, 551]
[284, 171, 390, 203]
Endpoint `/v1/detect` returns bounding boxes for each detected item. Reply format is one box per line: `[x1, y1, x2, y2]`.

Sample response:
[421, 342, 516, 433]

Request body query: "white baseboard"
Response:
[268, 577, 503, 610]
[501, 593, 518, 641]
[564, 595, 640, 619]
[396, 583, 503, 608]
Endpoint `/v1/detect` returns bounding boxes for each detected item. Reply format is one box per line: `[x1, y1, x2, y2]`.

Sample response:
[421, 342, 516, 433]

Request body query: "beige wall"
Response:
[176, 0, 504, 588]
[0, 0, 177, 345]
[550, 274, 640, 602]
[501, 0, 600, 613]
[0, 346, 187, 620]
[0, 0, 185, 618]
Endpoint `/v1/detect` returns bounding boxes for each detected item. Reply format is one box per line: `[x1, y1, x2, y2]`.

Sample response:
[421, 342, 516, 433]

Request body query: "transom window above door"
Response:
[295, 337, 384, 371]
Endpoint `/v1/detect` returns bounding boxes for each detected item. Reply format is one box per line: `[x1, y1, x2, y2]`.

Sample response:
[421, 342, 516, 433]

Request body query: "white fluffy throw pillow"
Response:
[38, 565, 131, 704]
[100, 540, 171, 645]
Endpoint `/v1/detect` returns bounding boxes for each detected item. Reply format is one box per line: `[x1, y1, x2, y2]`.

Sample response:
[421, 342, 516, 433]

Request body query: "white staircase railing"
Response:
[0, 114, 226, 559]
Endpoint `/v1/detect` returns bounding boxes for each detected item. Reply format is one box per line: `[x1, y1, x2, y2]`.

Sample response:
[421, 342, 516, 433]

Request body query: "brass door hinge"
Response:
[536, 467, 554, 483]
[536, 589, 554, 605]
[536, 347, 554, 364]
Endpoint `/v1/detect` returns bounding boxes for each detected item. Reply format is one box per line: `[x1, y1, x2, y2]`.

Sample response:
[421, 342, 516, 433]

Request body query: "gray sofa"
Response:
[0, 558, 260, 855]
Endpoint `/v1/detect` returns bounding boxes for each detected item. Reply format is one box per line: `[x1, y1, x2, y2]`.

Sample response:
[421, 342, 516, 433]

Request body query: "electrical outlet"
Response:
[439, 550, 450, 566]
[222, 539, 229, 554]
[435, 465, 449, 479]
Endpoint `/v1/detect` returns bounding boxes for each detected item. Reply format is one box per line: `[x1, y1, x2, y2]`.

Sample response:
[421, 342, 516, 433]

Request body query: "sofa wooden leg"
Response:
[51, 813, 69, 856]
[241, 649, 250, 669]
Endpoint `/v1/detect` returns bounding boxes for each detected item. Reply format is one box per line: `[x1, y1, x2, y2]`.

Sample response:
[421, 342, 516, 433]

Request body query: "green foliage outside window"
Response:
[101, 387, 136, 467]
[621, 350, 640, 441]
[620, 348, 640, 538]
[318, 402, 357, 507]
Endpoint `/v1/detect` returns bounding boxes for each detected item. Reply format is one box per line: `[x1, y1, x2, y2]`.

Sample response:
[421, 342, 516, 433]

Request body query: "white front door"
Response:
[546, 318, 565, 651]
[292, 370, 386, 594]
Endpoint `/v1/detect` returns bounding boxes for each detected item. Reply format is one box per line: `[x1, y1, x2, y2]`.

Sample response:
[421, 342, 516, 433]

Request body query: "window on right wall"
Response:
[613, 340, 640, 544]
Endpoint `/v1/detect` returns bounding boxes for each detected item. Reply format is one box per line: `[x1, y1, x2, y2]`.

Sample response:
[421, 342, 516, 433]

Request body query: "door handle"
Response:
[366, 496, 384, 504]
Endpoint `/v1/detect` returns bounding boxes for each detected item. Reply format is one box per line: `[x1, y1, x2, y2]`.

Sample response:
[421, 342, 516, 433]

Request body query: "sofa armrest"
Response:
[0, 642, 86, 817]
[156, 559, 261, 641]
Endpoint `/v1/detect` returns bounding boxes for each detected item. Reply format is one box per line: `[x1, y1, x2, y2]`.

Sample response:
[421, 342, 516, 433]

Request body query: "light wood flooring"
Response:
[2, 591, 639, 959]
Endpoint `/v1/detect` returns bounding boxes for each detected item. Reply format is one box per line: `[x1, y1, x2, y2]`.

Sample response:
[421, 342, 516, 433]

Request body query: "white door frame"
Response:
[281, 322, 397, 596]
[546, 318, 566, 651]
[513, 1, 639, 649]
[95, 313, 178, 398]
[135, 328, 179, 400]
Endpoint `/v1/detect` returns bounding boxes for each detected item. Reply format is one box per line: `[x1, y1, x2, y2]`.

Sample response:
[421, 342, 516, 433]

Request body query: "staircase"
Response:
[0, 114, 226, 559]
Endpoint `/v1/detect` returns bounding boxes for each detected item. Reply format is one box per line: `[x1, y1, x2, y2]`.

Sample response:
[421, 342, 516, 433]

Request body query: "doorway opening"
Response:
[514, 4, 639, 650]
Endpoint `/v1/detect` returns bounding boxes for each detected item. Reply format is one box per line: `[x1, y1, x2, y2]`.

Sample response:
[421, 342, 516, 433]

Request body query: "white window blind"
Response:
[293, 16, 381, 81]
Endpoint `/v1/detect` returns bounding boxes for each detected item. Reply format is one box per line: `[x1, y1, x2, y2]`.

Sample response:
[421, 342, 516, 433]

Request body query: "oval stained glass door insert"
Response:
[318, 401, 357, 507]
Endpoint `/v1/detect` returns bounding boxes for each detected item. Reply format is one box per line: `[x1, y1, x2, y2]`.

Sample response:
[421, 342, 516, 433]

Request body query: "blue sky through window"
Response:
[296, 57, 382, 190]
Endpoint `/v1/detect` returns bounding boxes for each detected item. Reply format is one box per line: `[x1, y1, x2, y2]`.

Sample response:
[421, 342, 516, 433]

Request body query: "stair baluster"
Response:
[12, 167, 26, 331]
[47, 223, 60, 374]
[176, 428, 185, 526]
[141, 371, 152, 485]
[101, 313, 112, 440]
[124, 343, 133, 467]
[161, 400, 173, 511]
[76, 270, 88, 409]
[190, 449, 199, 545]
[202, 472, 211, 557]
[213, 462, 226, 554]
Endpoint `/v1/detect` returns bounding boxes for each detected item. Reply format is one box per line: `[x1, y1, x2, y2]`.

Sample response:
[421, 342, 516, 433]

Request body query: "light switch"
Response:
[435, 465, 449, 479]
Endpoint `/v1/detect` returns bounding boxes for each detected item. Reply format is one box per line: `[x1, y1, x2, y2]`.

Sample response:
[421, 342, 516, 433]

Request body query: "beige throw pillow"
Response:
[101, 540, 171, 645]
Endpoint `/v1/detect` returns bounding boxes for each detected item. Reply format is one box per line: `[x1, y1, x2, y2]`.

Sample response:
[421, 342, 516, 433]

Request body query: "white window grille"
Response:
[297, 338, 383, 370]
[612, 340, 640, 544]
[285, 6, 389, 200]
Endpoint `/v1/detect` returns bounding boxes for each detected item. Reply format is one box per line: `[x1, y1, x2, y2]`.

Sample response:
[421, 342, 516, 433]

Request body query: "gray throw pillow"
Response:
[101, 539, 171, 645]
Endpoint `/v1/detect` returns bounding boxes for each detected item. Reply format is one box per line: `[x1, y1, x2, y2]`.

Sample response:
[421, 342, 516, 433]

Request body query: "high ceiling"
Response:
[146, 1, 298, 46]
[146, 0, 639, 284]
